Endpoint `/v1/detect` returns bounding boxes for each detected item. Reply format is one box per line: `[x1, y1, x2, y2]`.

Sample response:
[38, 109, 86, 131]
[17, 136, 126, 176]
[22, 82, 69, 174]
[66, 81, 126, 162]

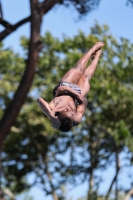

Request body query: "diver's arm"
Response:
[73, 98, 87, 125]
[37, 98, 61, 128]
[55, 86, 85, 104]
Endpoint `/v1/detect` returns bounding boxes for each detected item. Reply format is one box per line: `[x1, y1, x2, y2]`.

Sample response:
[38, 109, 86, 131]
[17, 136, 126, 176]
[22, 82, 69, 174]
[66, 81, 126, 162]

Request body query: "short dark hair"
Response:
[58, 113, 73, 132]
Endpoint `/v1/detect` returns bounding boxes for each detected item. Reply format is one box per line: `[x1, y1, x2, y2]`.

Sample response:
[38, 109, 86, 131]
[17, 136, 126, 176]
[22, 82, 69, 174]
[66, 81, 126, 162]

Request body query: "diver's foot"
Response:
[90, 49, 102, 61]
[91, 42, 104, 55]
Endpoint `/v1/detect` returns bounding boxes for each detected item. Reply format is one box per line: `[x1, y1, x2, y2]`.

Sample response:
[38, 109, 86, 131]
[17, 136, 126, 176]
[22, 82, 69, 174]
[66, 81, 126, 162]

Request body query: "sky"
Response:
[1, 0, 133, 53]
[1, 0, 133, 200]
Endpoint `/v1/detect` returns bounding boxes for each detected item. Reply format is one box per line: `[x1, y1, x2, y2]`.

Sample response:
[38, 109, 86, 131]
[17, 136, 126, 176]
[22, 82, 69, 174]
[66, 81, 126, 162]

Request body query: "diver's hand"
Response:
[51, 116, 61, 129]
[55, 86, 69, 96]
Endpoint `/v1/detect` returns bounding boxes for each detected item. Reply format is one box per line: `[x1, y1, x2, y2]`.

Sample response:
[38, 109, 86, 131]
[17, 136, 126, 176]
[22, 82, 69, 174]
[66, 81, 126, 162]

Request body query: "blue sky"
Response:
[1, 0, 133, 53]
[1, 0, 133, 199]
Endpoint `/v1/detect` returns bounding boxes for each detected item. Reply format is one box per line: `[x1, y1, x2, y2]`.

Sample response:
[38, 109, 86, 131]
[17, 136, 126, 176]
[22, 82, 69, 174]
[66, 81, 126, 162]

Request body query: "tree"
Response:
[0, 0, 101, 148]
[127, 0, 133, 7]
[1, 23, 133, 199]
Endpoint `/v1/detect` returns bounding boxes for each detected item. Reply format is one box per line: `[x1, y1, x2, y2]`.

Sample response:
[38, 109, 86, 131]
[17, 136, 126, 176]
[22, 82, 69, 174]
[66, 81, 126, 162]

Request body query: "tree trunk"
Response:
[0, 0, 62, 151]
[88, 170, 93, 199]
[115, 149, 119, 200]
[88, 145, 94, 200]
[0, 0, 42, 146]
[52, 192, 58, 200]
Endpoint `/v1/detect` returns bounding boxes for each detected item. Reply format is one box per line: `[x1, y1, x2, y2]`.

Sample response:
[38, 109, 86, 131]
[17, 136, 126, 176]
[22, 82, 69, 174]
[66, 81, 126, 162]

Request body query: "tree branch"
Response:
[0, 16, 31, 41]
[123, 188, 133, 200]
[127, 0, 133, 4]
[0, 18, 12, 28]
[0, 0, 3, 19]
[1, 187, 15, 200]
[40, 0, 62, 15]
[105, 148, 120, 200]
[0, 0, 61, 41]
[44, 157, 58, 200]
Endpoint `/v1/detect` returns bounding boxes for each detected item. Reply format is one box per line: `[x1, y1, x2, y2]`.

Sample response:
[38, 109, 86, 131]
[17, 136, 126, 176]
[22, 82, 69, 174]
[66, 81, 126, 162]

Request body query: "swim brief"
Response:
[53, 81, 81, 96]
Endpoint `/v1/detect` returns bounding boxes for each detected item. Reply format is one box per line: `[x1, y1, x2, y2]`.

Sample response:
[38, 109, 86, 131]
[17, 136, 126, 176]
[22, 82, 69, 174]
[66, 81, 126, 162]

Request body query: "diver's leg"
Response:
[61, 42, 104, 85]
[77, 49, 102, 96]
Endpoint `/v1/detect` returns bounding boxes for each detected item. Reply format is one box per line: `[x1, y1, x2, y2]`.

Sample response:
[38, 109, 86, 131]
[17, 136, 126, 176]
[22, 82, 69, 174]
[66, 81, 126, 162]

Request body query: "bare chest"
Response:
[49, 96, 76, 113]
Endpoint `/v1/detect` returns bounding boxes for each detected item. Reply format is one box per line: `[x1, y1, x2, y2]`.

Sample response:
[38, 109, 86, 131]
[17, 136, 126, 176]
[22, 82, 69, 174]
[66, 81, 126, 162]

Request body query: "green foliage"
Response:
[63, 0, 101, 16]
[1, 22, 133, 199]
[0, 46, 25, 118]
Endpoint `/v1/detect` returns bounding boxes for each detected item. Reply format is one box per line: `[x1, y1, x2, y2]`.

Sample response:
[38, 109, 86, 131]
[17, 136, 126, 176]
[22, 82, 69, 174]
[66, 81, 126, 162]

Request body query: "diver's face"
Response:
[61, 108, 74, 119]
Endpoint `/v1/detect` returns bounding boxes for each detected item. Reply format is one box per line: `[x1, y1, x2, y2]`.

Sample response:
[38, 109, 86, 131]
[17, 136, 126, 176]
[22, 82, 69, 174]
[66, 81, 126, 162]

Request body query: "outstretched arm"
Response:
[37, 98, 61, 129]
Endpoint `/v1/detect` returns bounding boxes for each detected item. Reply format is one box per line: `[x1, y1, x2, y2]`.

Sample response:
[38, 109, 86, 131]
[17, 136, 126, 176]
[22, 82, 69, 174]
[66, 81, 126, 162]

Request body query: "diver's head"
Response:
[58, 110, 74, 132]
